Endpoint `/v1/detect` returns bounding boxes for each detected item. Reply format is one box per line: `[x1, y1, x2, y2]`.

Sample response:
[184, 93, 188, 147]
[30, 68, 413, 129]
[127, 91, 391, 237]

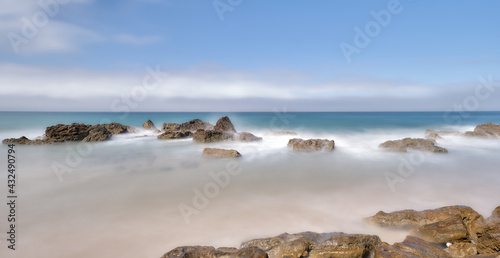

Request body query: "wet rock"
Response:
[411, 215, 468, 243]
[202, 148, 242, 158]
[374, 235, 451, 257]
[82, 125, 112, 142]
[162, 123, 181, 132]
[104, 122, 133, 134]
[162, 246, 215, 257]
[241, 232, 380, 258]
[193, 129, 234, 143]
[287, 138, 334, 152]
[214, 116, 237, 133]
[45, 123, 91, 142]
[142, 120, 157, 130]
[2, 136, 51, 145]
[477, 218, 500, 254]
[179, 119, 214, 132]
[162, 246, 268, 258]
[446, 242, 478, 257]
[465, 123, 500, 138]
[157, 131, 192, 140]
[264, 130, 297, 136]
[236, 132, 262, 142]
[379, 138, 448, 152]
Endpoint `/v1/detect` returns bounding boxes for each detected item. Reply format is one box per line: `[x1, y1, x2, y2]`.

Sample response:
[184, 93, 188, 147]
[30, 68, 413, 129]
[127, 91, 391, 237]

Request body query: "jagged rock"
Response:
[214, 116, 237, 133]
[202, 148, 242, 158]
[45, 123, 91, 142]
[236, 132, 262, 142]
[162, 123, 181, 132]
[264, 130, 297, 136]
[82, 125, 112, 142]
[410, 215, 468, 243]
[193, 129, 234, 143]
[162, 246, 268, 258]
[2, 136, 51, 145]
[287, 138, 334, 152]
[374, 235, 451, 257]
[446, 242, 478, 257]
[491, 207, 500, 219]
[104, 122, 133, 134]
[379, 138, 448, 153]
[157, 131, 192, 140]
[241, 232, 380, 258]
[179, 119, 214, 132]
[477, 217, 500, 254]
[142, 120, 157, 130]
[465, 123, 500, 138]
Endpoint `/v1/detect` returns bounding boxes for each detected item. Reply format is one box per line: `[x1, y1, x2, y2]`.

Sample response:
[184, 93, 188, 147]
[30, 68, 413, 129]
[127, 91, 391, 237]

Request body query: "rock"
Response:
[264, 130, 297, 136]
[103, 122, 133, 134]
[202, 148, 242, 158]
[477, 218, 500, 254]
[82, 125, 112, 142]
[426, 132, 443, 140]
[425, 129, 460, 138]
[45, 123, 91, 142]
[465, 123, 500, 138]
[236, 132, 262, 142]
[193, 129, 234, 143]
[378, 138, 448, 153]
[2, 136, 51, 145]
[287, 138, 334, 152]
[241, 231, 380, 258]
[142, 120, 157, 130]
[162, 123, 181, 132]
[214, 116, 237, 133]
[179, 119, 214, 132]
[446, 242, 478, 257]
[162, 246, 268, 258]
[410, 215, 468, 243]
[491, 207, 500, 219]
[157, 131, 192, 140]
[374, 235, 451, 257]
[366, 205, 484, 228]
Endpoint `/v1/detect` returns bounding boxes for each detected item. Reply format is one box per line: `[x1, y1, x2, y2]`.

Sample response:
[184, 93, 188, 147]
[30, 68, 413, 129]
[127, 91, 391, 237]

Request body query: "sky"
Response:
[0, 0, 499, 111]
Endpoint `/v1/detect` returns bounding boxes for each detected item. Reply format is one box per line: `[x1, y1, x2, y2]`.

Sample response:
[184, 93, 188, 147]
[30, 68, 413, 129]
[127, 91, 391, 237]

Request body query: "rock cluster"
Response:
[192, 117, 261, 143]
[142, 120, 157, 130]
[287, 138, 334, 152]
[379, 138, 448, 153]
[465, 123, 500, 138]
[162, 246, 267, 258]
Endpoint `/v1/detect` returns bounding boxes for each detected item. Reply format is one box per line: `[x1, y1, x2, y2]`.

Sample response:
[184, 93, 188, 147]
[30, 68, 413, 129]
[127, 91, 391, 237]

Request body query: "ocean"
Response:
[0, 111, 499, 257]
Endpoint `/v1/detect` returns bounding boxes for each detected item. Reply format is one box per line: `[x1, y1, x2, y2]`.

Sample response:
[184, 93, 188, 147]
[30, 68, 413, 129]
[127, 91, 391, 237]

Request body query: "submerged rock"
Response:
[202, 148, 242, 158]
[264, 130, 297, 136]
[379, 138, 448, 153]
[2, 136, 51, 145]
[157, 131, 192, 140]
[162, 246, 268, 258]
[214, 116, 237, 133]
[465, 123, 500, 138]
[162, 123, 181, 132]
[236, 132, 262, 142]
[193, 129, 234, 143]
[374, 235, 451, 257]
[287, 138, 334, 152]
[142, 120, 157, 130]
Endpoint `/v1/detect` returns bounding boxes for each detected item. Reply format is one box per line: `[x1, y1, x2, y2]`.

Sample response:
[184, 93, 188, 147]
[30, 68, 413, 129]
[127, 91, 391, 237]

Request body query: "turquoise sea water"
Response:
[0, 112, 499, 258]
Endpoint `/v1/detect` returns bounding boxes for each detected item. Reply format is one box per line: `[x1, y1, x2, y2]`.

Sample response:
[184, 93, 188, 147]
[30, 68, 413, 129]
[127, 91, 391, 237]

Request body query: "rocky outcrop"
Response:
[379, 138, 448, 153]
[465, 123, 500, 138]
[179, 119, 214, 132]
[287, 138, 334, 152]
[476, 216, 500, 254]
[202, 148, 242, 158]
[104, 122, 135, 134]
[162, 246, 268, 258]
[45, 123, 91, 142]
[214, 116, 237, 133]
[2, 136, 51, 145]
[264, 130, 297, 136]
[82, 125, 112, 142]
[241, 232, 381, 258]
[157, 131, 192, 140]
[425, 129, 460, 140]
[375, 235, 451, 257]
[236, 132, 262, 142]
[162, 123, 181, 132]
[446, 242, 478, 257]
[193, 129, 234, 143]
[142, 120, 157, 130]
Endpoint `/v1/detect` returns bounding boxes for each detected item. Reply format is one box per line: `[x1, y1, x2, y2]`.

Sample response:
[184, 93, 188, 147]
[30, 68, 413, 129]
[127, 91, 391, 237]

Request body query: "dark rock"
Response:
[142, 120, 157, 130]
[446, 242, 478, 257]
[241, 231, 380, 258]
[103, 122, 133, 134]
[179, 119, 214, 132]
[202, 148, 242, 158]
[287, 138, 334, 152]
[236, 132, 262, 142]
[157, 131, 192, 140]
[374, 235, 451, 257]
[2, 136, 51, 145]
[193, 129, 234, 143]
[214, 116, 237, 133]
[82, 125, 112, 142]
[162, 123, 181, 132]
[45, 123, 91, 142]
[477, 218, 500, 254]
[162, 246, 268, 258]
[379, 138, 448, 153]
[465, 123, 500, 138]
[162, 246, 215, 258]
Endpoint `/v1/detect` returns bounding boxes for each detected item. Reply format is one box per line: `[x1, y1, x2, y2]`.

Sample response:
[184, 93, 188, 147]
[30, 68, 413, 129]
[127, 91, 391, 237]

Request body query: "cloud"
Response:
[114, 34, 164, 45]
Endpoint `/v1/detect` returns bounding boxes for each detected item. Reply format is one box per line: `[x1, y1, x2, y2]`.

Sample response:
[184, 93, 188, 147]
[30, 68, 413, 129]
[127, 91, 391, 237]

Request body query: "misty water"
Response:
[0, 112, 499, 257]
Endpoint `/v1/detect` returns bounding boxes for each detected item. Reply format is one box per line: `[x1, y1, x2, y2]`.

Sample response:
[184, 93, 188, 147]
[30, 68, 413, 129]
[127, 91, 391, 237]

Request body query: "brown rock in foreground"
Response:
[410, 215, 468, 243]
[241, 232, 380, 258]
[45, 123, 91, 142]
[379, 138, 448, 153]
[162, 246, 268, 258]
[287, 138, 334, 152]
[465, 123, 500, 138]
[202, 148, 242, 158]
[214, 116, 237, 133]
[375, 235, 451, 257]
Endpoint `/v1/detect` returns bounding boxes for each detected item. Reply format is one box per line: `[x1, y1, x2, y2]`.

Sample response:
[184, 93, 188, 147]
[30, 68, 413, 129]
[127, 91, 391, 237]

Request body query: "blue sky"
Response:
[1, 0, 499, 111]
